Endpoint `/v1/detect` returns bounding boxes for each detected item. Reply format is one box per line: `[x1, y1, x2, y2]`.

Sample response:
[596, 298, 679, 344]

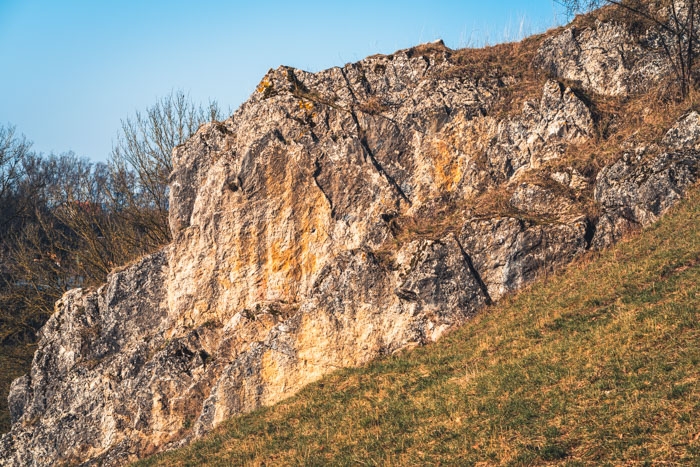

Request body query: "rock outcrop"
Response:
[592, 115, 700, 248]
[533, 19, 669, 96]
[2, 11, 700, 467]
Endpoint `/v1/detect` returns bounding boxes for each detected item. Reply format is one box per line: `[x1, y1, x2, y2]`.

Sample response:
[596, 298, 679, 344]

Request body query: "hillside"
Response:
[2, 3, 700, 465]
[140, 183, 700, 465]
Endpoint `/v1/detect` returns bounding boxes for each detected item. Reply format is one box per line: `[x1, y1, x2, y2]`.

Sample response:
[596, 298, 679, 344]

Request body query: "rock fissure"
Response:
[359, 134, 412, 206]
[311, 157, 335, 216]
[454, 236, 493, 306]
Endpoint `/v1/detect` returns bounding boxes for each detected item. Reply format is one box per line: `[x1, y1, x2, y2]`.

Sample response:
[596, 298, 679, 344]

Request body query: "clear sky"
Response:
[0, 1, 567, 161]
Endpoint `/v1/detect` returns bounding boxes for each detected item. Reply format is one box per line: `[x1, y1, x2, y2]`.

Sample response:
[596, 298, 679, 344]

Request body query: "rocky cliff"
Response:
[2, 12, 700, 466]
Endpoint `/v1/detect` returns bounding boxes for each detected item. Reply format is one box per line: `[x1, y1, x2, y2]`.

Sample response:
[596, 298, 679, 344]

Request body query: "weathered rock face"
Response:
[2, 13, 700, 466]
[592, 114, 700, 248]
[533, 19, 670, 96]
[1, 252, 172, 465]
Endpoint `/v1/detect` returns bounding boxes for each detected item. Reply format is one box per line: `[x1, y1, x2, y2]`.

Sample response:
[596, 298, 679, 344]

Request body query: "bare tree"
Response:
[0, 94, 224, 345]
[0, 125, 30, 210]
[558, 0, 700, 97]
[0, 152, 142, 343]
[109, 91, 223, 243]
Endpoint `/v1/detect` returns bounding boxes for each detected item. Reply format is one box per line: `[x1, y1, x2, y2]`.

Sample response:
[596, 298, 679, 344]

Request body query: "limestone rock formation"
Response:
[593, 150, 700, 248]
[533, 19, 669, 96]
[2, 12, 700, 467]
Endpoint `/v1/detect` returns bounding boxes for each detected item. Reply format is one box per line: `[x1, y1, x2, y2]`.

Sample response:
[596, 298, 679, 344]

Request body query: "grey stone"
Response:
[533, 20, 670, 96]
[591, 151, 700, 249]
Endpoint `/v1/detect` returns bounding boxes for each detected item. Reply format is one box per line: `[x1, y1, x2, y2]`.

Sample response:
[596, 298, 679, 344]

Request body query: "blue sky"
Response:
[0, 1, 566, 161]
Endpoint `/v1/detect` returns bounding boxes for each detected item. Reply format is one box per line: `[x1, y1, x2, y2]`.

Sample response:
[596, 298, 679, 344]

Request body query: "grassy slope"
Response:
[139, 185, 700, 466]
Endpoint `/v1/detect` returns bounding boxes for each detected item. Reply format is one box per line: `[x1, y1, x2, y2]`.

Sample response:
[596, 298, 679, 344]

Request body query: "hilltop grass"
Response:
[139, 184, 700, 466]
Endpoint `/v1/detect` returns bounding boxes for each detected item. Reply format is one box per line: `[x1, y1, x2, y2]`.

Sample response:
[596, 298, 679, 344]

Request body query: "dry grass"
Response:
[441, 32, 553, 121]
[555, 81, 699, 174]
